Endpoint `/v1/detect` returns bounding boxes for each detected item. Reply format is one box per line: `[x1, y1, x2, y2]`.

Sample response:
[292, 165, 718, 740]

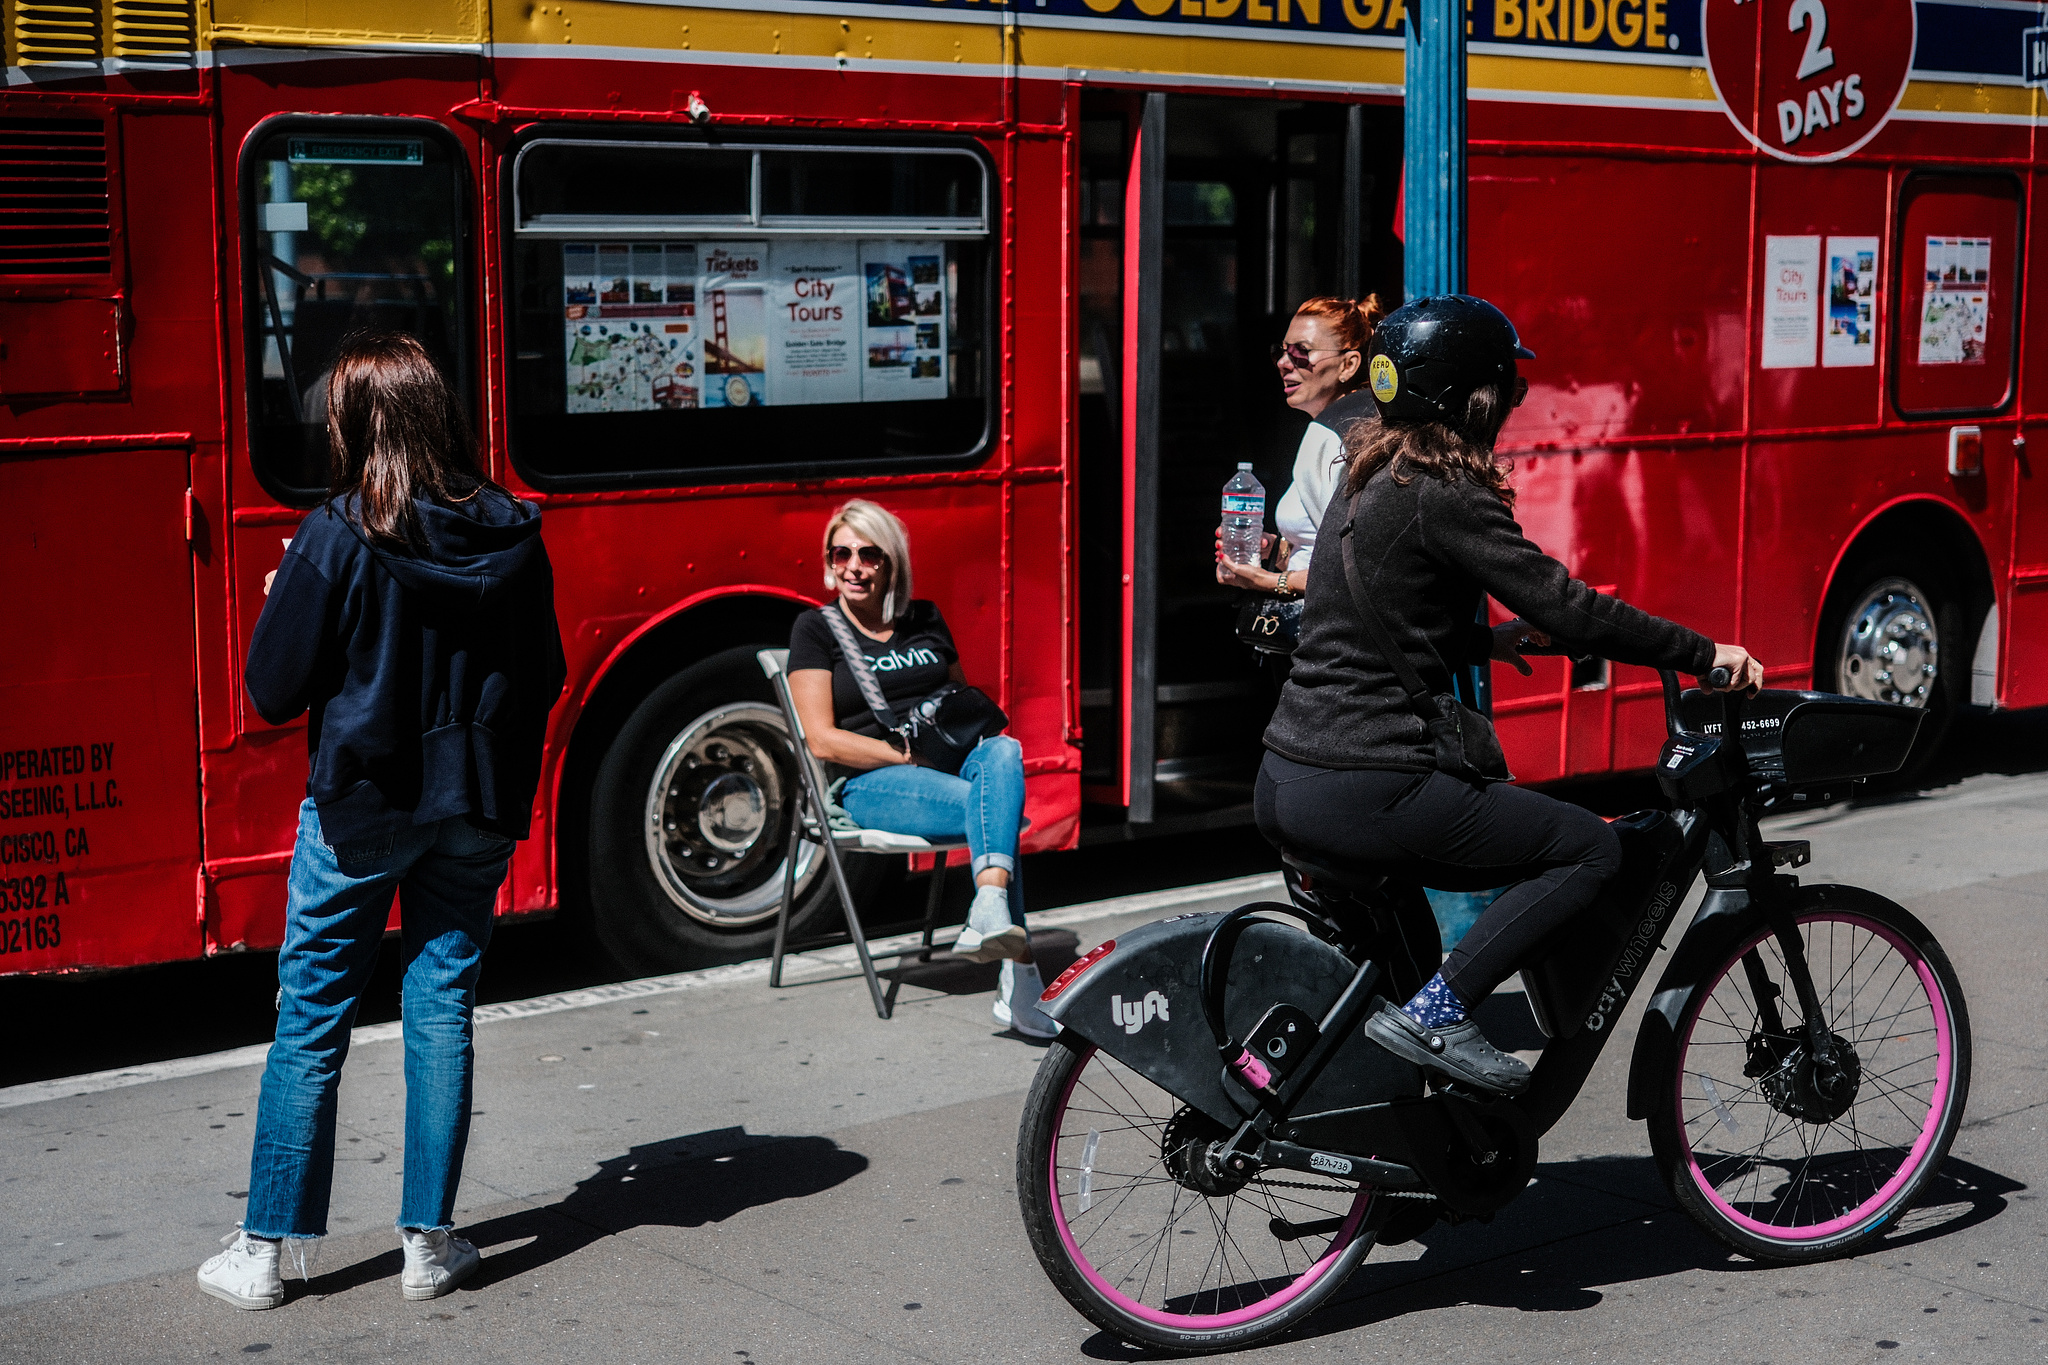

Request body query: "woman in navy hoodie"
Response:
[200, 333, 565, 1311]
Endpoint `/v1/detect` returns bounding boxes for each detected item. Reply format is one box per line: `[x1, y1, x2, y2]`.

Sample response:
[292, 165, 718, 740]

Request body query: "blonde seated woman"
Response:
[787, 499, 1057, 1039]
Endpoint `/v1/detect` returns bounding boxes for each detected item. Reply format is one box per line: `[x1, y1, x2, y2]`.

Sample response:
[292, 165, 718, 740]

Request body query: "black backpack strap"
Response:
[1335, 484, 1448, 726]
[816, 603, 901, 733]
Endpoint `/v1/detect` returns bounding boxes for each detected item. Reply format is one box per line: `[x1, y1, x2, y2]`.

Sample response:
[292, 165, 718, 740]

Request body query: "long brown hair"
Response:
[1294, 293, 1389, 394]
[1344, 382, 1517, 508]
[324, 332, 491, 549]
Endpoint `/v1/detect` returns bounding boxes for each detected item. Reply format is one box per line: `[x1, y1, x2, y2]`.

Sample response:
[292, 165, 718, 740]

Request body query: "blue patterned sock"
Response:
[1401, 973, 1469, 1029]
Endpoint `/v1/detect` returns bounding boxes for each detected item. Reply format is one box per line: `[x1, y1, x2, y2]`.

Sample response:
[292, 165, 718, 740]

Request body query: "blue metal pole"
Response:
[1404, 0, 1481, 713]
[1403, 0, 1467, 300]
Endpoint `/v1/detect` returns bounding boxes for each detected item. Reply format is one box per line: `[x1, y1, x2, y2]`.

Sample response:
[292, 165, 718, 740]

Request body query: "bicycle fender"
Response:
[1042, 908, 1369, 1129]
[1626, 887, 1758, 1121]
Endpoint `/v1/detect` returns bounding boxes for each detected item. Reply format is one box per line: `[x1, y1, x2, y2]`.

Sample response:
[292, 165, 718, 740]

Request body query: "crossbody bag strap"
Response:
[1335, 485, 1448, 725]
[817, 603, 901, 732]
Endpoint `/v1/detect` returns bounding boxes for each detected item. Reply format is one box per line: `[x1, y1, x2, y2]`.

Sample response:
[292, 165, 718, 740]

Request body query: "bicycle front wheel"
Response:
[1016, 1034, 1377, 1353]
[1649, 888, 1970, 1262]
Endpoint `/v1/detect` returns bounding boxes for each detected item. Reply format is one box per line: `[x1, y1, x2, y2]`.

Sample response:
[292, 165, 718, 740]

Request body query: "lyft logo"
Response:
[1111, 991, 1170, 1035]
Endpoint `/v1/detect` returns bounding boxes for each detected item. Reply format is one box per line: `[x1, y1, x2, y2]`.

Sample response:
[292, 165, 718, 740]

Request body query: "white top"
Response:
[1272, 420, 1347, 578]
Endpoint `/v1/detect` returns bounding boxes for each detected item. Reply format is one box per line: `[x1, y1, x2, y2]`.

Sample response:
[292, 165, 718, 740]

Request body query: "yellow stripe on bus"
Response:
[488, 0, 1008, 66]
[191, 0, 2038, 126]
[1895, 79, 2038, 121]
[1013, 24, 1403, 87]
[1469, 50, 1713, 102]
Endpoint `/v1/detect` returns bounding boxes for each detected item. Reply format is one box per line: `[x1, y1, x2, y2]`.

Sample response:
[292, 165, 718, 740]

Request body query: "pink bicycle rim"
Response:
[1681, 911, 1953, 1242]
[1047, 1043, 1371, 1330]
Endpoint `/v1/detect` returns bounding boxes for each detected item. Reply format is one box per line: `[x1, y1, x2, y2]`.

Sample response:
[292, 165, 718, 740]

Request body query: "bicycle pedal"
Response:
[1431, 1078, 1499, 1103]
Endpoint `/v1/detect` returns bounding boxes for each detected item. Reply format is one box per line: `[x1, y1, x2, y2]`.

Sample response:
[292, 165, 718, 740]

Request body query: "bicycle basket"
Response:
[1677, 688, 1925, 787]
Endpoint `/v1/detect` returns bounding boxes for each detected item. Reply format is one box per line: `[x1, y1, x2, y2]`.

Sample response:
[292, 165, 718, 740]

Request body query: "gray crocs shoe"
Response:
[1364, 1002, 1531, 1096]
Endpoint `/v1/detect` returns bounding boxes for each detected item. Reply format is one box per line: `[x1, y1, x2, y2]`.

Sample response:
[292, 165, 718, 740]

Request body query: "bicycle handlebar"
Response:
[1511, 635, 1736, 737]
[1513, 636, 1732, 689]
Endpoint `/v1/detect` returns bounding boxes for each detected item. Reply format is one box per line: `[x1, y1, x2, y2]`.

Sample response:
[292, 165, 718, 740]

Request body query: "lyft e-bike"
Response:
[1015, 670, 1970, 1353]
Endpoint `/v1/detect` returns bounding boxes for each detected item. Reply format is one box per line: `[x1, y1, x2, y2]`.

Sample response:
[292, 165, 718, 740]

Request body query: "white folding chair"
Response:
[758, 648, 967, 1019]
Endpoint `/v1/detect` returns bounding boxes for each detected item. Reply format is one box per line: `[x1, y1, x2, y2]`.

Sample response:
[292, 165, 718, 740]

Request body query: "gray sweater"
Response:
[1263, 467, 1716, 772]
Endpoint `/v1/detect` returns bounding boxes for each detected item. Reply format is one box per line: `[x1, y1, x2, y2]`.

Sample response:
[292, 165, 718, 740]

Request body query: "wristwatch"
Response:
[1276, 568, 1293, 597]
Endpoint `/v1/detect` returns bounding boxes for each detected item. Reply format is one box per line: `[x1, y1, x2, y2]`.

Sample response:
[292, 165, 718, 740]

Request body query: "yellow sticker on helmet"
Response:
[1369, 354, 1399, 401]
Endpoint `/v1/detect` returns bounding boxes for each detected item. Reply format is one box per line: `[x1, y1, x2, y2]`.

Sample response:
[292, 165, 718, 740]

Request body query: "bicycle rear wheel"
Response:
[1016, 1034, 1376, 1353]
[1649, 888, 1970, 1262]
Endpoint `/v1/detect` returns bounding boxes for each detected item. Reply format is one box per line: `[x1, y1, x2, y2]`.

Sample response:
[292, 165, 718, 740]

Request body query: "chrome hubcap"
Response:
[643, 702, 818, 928]
[1836, 577, 1938, 708]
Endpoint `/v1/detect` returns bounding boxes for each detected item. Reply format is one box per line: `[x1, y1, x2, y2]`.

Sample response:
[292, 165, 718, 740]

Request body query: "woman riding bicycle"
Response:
[1257, 294, 1764, 1097]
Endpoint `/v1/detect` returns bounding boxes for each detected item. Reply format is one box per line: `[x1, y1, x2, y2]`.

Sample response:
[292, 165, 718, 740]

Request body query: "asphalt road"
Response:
[2, 710, 2045, 1364]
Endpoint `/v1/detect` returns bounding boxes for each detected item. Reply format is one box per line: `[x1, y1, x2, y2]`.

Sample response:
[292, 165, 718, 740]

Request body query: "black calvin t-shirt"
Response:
[787, 601, 959, 739]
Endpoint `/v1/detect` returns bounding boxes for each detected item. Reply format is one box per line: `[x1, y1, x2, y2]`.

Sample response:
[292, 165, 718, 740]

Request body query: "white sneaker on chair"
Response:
[994, 959, 1060, 1039]
[197, 1226, 284, 1311]
[400, 1226, 479, 1301]
[953, 884, 1029, 964]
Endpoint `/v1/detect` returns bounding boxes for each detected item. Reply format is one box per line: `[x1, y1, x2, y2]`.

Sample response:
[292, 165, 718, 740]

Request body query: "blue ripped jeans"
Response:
[244, 799, 513, 1239]
[841, 734, 1027, 925]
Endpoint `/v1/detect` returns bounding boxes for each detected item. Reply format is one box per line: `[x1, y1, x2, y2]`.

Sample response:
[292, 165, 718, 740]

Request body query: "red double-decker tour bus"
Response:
[0, 0, 2033, 977]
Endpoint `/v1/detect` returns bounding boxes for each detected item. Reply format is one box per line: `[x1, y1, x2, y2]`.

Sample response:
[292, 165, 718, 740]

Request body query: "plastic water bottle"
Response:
[1221, 463, 1266, 566]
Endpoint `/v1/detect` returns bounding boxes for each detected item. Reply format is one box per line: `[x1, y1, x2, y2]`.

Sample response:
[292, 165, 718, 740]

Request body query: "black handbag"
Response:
[817, 604, 1009, 776]
[1234, 593, 1303, 655]
[1335, 488, 1513, 785]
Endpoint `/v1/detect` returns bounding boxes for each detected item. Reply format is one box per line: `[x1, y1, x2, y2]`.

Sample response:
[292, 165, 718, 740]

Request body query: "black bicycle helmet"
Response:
[1365, 294, 1535, 423]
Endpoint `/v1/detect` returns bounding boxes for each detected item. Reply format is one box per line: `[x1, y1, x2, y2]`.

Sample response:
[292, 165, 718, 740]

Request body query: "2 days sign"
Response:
[1703, 0, 1915, 162]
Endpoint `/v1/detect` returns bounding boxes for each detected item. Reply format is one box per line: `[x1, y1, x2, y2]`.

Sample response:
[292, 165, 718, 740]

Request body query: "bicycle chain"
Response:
[1248, 1176, 1438, 1199]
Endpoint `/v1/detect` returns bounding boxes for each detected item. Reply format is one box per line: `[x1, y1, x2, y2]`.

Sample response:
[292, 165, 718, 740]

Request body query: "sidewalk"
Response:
[0, 874, 1278, 1322]
[5, 770, 2047, 1363]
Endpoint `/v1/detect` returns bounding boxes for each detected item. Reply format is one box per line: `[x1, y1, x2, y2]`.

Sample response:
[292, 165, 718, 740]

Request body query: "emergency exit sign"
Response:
[287, 138, 424, 166]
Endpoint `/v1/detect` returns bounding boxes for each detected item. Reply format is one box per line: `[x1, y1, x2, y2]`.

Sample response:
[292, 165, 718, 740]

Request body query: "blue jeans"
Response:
[841, 735, 1026, 924]
[244, 799, 513, 1238]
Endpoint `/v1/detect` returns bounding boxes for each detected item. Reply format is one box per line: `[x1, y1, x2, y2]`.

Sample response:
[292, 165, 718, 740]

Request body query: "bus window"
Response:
[241, 120, 470, 501]
[506, 137, 993, 487]
[1893, 174, 2020, 418]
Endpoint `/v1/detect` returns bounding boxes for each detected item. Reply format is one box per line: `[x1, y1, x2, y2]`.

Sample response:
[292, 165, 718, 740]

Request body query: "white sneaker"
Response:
[197, 1226, 284, 1311]
[400, 1226, 480, 1301]
[993, 959, 1060, 1039]
[952, 884, 1029, 964]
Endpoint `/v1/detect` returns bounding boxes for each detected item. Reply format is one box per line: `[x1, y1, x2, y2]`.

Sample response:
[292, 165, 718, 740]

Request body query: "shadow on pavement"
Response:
[868, 927, 1083, 999]
[1904, 705, 2048, 792]
[1871, 1153, 2028, 1252]
[1073, 1152, 2024, 1359]
[300, 1126, 869, 1299]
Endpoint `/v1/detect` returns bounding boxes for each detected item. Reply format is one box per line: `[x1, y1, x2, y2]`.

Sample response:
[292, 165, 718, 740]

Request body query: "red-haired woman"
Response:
[1217, 294, 1386, 594]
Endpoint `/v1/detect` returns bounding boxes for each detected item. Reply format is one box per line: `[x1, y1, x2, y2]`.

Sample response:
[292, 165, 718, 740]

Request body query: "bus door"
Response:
[1076, 91, 1403, 825]
[210, 110, 477, 949]
[1, 444, 202, 972]
[1890, 174, 2033, 708]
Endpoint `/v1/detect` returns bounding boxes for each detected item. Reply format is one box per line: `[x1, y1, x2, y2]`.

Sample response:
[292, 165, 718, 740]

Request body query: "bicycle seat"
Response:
[1279, 847, 1389, 896]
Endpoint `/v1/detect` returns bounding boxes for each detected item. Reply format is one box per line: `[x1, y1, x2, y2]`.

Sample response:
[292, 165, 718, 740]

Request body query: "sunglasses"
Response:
[1270, 342, 1354, 367]
[830, 544, 887, 567]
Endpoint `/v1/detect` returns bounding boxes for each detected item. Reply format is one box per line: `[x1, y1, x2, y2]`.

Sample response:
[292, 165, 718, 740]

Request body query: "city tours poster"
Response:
[561, 237, 947, 411]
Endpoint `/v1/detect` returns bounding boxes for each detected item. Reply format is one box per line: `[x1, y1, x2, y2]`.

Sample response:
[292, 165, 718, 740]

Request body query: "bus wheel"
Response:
[586, 646, 883, 975]
[1816, 560, 1958, 782]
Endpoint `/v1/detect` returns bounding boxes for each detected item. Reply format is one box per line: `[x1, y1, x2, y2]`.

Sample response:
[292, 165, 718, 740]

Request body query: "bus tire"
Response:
[585, 645, 885, 975]
[1814, 555, 1959, 784]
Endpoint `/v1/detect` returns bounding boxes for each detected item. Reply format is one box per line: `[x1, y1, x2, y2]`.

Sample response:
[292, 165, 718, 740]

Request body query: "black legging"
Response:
[1254, 752, 1621, 1005]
